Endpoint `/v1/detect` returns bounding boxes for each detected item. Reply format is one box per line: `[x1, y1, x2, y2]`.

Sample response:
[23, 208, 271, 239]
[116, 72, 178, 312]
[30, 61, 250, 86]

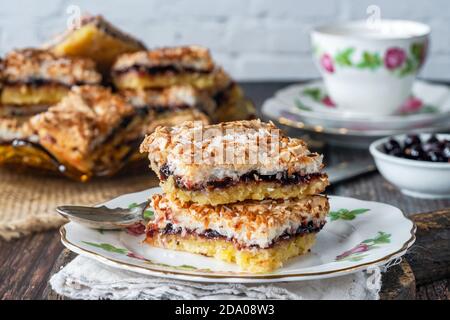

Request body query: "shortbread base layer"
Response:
[145, 232, 317, 273]
[1, 85, 69, 106]
[161, 175, 328, 205]
[113, 71, 229, 94]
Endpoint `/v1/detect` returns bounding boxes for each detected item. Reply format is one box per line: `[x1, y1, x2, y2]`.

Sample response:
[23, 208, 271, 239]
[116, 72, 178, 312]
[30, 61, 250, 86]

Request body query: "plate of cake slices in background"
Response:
[0, 14, 255, 181]
[59, 120, 415, 282]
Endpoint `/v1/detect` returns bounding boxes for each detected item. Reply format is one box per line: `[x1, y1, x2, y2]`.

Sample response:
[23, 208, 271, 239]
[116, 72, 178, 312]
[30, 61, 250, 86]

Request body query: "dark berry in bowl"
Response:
[383, 138, 401, 154]
[405, 144, 426, 160]
[382, 134, 450, 163]
[404, 134, 421, 148]
[426, 134, 440, 145]
[443, 143, 450, 159]
[427, 150, 446, 162]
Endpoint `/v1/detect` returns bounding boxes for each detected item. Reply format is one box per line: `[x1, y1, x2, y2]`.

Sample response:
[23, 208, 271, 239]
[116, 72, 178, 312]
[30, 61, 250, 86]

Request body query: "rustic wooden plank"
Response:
[380, 260, 416, 300]
[405, 209, 450, 286]
[0, 230, 63, 299]
[42, 249, 76, 300]
[416, 279, 449, 300]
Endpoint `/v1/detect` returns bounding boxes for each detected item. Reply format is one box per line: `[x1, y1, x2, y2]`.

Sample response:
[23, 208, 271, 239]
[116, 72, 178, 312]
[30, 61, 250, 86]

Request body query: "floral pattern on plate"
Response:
[336, 232, 392, 262]
[329, 208, 370, 221]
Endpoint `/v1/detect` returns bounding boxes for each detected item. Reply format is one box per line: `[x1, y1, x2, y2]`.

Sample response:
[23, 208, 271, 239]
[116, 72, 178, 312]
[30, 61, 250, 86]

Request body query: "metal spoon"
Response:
[56, 200, 150, 230]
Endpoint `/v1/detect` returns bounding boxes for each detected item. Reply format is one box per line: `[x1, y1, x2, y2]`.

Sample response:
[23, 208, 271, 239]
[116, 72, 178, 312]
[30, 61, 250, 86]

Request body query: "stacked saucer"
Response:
[262, 80, 450, 148]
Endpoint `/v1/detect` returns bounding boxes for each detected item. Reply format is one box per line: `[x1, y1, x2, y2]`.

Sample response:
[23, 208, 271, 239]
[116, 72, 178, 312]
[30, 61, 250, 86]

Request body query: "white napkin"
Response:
[50, 256, 381, 300]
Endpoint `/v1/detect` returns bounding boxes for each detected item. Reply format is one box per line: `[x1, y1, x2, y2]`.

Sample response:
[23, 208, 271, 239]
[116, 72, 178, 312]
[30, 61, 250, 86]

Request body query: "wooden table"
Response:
[0, 82, 449, 300]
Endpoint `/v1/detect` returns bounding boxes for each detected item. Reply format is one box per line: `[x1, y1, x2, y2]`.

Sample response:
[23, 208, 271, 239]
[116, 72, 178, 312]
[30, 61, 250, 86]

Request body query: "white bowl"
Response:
[370, 134, 450, 199]
[311, 20, 430, 116]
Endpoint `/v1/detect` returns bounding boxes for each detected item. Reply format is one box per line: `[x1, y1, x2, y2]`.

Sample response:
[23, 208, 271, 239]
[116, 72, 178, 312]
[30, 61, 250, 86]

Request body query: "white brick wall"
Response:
[0, 0, 449, 80]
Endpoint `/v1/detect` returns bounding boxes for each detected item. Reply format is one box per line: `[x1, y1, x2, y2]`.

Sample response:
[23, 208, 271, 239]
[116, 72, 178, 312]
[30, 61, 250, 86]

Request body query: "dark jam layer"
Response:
[113, 64, 211, 76]
[4, 78, 97, 88]
[159, 163, 323, 191]
[148, 221, 325, 249]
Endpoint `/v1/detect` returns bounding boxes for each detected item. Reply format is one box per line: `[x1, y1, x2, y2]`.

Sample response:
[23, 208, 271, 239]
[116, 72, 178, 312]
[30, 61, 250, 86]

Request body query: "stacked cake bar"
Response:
[140, 120, 329, 273]
[0, 48, 101, 117]
[0, 49, 101, 141]
[112, 46, 254, 126]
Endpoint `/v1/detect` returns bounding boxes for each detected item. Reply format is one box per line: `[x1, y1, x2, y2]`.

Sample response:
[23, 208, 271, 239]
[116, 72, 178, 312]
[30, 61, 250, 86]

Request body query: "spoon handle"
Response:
[56, 201, 149, 229]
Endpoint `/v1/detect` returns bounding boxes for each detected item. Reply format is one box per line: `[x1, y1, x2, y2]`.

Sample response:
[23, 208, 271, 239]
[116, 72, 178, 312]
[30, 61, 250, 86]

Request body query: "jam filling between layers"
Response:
[159, 163, 324, 191]
[132, 103, 207, 116]
[112, 65, 212, 77]
[3, 78, 98, 88]
[147, 220, 326, 250]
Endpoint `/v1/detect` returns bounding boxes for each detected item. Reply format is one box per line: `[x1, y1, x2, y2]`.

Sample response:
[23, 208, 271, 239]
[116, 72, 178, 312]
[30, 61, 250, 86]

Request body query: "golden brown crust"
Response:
[28, 85, 136, 172]
[1, 48, 101, 86]
[112, 46, 214, 73]
[140, 120, 324, 187]
[151, 193, 329, 234]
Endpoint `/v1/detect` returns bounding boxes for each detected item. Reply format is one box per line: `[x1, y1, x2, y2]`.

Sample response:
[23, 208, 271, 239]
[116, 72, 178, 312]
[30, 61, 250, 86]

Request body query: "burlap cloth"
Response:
[0, 168, 159, 240]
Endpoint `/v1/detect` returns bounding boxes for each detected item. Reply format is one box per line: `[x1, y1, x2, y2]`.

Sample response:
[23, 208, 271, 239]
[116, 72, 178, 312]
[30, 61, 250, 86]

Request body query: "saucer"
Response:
[272, 80, 450, 131]
[261, 97, 450, 148]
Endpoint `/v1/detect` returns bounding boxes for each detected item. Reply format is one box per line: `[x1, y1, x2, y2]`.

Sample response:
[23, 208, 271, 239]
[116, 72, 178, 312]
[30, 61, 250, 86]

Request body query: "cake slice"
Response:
[0, 48, 101, 116]
[147, 193, 329, 273]
[121, 85, 214, 134]
[140, 120, 329, 205]
[28, 85, 142, 177]
[112, 46, 231, 94]
[48, 15, 146, 74]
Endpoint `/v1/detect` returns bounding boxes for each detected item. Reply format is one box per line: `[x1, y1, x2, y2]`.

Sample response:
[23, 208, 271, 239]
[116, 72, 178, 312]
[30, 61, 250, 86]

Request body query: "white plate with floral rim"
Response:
[267, 80, 450, 131]
[60, 187, 416, 283]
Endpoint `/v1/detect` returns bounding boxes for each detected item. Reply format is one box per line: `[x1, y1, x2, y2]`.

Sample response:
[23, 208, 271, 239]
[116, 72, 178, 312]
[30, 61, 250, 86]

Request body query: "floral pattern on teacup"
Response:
[384, 47, 406, 70]
[320, 53, 335, 73]
[315, 42, 427, 77]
